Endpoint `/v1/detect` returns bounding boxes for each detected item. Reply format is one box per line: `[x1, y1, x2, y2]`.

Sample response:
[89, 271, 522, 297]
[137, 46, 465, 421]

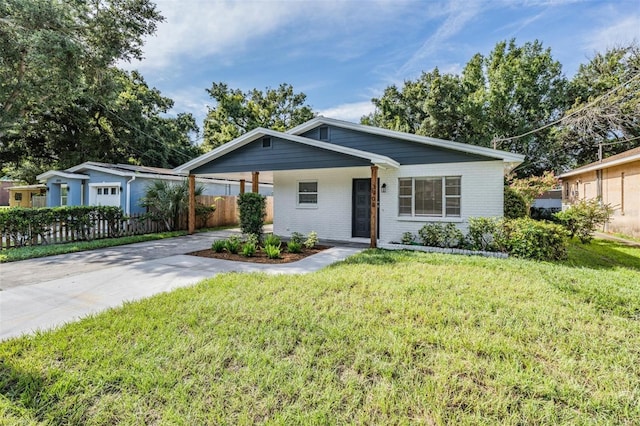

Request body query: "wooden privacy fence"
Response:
[0, 196, 273, 250]
[196, 195, 274, 228]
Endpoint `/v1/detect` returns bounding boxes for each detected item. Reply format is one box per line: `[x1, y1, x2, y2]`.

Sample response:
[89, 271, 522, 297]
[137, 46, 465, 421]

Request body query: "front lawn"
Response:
[1, 240, 639, 424]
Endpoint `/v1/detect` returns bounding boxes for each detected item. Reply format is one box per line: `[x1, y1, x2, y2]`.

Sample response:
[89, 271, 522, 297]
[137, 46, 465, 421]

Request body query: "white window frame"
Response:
[297, 180, 318, 208]
[60, 184, 69, 206]
[398, 176, 461, 218]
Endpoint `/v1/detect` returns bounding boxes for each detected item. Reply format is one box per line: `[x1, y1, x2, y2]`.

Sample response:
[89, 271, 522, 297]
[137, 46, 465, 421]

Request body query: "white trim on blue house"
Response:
[36, 171, 89, 181]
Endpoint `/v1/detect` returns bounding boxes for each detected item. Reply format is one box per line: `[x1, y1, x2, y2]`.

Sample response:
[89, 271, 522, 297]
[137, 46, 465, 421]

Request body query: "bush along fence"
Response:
[0, 196, 275, 250]
[0, 206, 163, 249]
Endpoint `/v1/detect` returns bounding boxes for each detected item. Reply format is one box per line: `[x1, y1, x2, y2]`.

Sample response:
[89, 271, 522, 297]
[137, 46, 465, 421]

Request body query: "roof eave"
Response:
[559, 154, 640, 178]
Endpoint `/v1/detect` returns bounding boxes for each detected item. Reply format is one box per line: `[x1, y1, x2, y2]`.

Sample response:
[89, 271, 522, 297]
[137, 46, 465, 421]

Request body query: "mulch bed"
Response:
[188, 245, 331, 264]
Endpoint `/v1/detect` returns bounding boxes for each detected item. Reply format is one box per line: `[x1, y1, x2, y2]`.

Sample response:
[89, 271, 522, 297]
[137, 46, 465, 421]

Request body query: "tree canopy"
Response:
[558, 44, 640, 167]
[363, 39, 570, 176]
[1, 0, 203, 182]
[0, 0, 163, 137]
[202, 83, 315, 151]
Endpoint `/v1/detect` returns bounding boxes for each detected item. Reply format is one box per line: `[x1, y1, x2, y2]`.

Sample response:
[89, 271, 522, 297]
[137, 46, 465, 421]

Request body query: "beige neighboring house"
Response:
[559, 146, 640, 237]
[7, 184, 47, 208]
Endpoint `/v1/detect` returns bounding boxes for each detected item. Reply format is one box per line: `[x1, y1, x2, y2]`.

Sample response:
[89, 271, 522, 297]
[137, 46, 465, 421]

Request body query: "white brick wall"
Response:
[273, 161, 505, 243]
[273, 167, 371, 240]
[378, 161, 504, 242]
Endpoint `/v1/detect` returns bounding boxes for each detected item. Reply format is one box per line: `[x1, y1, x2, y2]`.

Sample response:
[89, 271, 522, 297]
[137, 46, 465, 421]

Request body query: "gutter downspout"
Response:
[126, 175, 136, 215]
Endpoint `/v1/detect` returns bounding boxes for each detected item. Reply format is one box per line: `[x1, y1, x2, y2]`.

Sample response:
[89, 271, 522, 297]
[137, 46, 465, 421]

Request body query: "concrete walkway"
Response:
[0, 229, 364, 341]
[594, 231, 640, 247]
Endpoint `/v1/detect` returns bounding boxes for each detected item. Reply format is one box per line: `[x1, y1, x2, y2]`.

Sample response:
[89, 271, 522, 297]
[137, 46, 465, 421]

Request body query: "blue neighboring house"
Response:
[37, 162, 273, 215]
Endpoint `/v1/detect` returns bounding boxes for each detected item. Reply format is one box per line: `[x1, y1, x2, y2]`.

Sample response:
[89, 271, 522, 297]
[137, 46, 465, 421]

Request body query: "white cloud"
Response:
[126, 0, 418, 73]
[129, 1, 306, 71]
[318, 101, 376, 123]
[584, 15, 640, 52]
[397, 0, 483, 78]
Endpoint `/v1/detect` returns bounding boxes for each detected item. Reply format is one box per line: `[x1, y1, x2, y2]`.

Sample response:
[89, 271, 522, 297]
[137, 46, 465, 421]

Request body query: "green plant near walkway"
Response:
[237, 192, 266, 239]
[241, 242, 256, 257]
[263, 233, 281, 247]
[1, 241, 638, 424]
[287, 241, 302, 253]
[225, 235, 241, 254]
[304, 231, 318, 248]
[554, 199, 614, 243]
[211, 240, 226, 253]
[263, 243, 281, 259]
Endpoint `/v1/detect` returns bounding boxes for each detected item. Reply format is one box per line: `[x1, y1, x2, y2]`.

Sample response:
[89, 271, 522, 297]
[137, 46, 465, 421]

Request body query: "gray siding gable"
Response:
[301, 125, 491, 165]
[192, 136, 371, 174]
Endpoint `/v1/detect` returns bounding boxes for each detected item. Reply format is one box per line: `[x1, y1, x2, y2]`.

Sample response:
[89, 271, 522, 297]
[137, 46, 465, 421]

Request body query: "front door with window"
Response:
[352, 179, 378, 238]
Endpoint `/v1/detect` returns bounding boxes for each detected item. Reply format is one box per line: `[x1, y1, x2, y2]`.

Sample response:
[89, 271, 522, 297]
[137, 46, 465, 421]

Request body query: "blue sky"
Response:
[122, 0, 639, 130]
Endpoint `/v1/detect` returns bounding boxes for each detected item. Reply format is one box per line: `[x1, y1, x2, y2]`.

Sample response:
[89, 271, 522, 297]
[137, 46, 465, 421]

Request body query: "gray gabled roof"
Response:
[287, 116, 525, 167]
[174, 127, 400, 174]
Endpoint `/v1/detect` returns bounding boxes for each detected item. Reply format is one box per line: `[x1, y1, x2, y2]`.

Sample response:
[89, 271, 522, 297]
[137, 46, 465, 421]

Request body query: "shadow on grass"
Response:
[329, 249, 403, 267]
[560, 239, 640, 271]
[0, 359, 45, 420]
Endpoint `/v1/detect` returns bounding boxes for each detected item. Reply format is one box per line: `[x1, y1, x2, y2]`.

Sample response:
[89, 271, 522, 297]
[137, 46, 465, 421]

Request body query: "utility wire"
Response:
[492, 72, 640, 148]
[86, 95, 197, 164]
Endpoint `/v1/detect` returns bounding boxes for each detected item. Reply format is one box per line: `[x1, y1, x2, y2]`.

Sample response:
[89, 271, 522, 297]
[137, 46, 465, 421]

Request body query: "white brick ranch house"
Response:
[175, 117, 524, 247]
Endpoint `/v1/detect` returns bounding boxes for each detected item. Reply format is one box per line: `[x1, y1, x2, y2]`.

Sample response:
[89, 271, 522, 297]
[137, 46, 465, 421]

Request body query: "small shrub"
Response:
[502, 217, 568, 261]
[418, 223, 462, 248]
[467, 217, 503, 251]
[244, 233, 259, 246]
[304, 231, 318, 249]
[263, 233, 281, 247]
[290, 232, 304, 244]
[212, 240, 226, 253]
[554, 199, 613, 243]
[401, 232, 415, 245]
[504, 186, 528, 219]
[237, 192, 266, 239]
[264, 243, 281, 259]
[287, 241, 302, 253]
[241, 242, 256, 257]
[225, 235, 241, 254]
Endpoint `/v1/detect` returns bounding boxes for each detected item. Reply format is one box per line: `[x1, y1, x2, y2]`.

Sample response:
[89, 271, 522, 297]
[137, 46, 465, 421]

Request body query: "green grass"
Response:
[0, 232, 187, 263]
[1, 240, 639, 424]
[0, 226, 234, 263]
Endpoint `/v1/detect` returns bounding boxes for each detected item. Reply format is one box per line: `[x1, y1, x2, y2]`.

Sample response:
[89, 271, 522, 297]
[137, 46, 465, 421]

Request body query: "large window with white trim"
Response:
[297, 181, 318, 207]
[398, 176, 461, 217]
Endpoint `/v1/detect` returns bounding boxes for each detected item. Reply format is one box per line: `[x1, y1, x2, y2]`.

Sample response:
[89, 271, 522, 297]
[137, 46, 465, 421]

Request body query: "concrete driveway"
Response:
[0, 229, 364, 341]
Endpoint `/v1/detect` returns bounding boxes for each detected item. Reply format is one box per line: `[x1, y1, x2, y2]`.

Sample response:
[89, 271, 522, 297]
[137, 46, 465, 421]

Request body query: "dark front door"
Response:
[352, 178, 378, 238]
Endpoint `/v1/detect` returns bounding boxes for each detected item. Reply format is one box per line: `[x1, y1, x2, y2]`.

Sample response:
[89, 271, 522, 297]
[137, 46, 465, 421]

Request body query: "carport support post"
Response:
[252, 171, 259, 193]
[370, 165, 378, 248]
[188, 174, 196, 235]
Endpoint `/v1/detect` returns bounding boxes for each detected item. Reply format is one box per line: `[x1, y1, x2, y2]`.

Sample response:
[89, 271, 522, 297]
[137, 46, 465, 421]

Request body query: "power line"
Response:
[86, 95, 197, 164]
[492, 72, 640, 149]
